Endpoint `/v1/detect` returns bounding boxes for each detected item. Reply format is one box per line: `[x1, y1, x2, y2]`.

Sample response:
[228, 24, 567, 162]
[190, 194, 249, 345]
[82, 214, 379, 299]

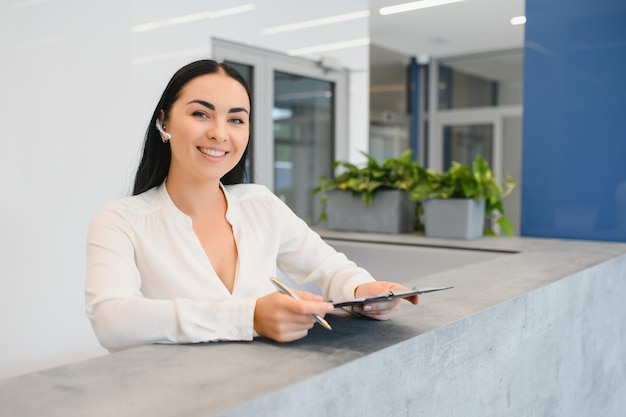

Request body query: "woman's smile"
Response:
[198, 147, 227, 158]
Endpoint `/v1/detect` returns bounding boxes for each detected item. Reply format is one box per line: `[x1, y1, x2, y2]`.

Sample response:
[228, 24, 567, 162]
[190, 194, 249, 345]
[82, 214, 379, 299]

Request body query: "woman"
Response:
[85, 60, 417, 351]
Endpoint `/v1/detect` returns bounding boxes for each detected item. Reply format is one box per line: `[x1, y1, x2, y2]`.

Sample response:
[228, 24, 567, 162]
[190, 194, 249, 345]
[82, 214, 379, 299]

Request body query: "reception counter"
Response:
[1, 232, 625, 417]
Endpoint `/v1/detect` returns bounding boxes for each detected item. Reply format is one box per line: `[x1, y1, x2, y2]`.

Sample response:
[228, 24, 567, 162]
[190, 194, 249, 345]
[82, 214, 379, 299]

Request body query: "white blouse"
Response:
[85, 183, 374, 350]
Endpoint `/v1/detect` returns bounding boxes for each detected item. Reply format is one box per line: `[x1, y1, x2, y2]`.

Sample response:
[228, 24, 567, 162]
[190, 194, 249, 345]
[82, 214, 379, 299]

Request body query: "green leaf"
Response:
[497, 216, 514, 236]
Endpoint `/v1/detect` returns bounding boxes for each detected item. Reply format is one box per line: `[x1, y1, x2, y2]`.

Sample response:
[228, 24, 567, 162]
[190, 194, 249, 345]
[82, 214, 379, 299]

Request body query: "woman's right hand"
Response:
[254, 290, 334, 342]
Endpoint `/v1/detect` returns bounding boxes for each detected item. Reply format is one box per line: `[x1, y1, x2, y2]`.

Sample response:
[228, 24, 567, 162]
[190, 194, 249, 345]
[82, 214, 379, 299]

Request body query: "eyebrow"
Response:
[187, 99, 249, 114]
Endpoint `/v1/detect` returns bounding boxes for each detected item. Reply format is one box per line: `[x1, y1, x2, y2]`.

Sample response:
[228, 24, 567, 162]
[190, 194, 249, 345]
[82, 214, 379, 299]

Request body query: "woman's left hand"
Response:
[351, 281, 419, 320]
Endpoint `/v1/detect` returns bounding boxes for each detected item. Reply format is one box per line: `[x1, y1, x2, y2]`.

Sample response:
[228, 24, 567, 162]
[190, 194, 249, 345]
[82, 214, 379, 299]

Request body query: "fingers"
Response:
[254, 292, 333, 343]
[382, 282, 419, 305]
[351, 298, 402, 321]
[354, 281, 398, 298]
[354, 281, 420, 307]
[351, 280, 420, 320]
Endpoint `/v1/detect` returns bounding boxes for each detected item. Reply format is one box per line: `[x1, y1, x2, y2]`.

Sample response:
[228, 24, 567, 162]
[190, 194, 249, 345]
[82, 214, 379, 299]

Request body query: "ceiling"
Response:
[369, 0, 526, 81]
[370, 0, 525, 60]
[125, 0, 526, 82]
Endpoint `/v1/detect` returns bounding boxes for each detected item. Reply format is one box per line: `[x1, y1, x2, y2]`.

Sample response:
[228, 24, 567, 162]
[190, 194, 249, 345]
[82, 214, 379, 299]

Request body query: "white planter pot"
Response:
[422, 198, 486, 239]
[326, 189, 416, 234]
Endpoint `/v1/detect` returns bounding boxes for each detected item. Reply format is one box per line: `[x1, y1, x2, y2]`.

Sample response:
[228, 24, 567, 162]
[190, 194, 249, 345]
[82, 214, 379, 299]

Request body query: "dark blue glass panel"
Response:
[522, 0, 626, 242]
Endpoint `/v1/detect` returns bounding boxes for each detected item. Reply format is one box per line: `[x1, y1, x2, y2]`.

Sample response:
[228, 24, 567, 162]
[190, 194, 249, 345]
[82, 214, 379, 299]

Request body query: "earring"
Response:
[155, 119, 172, 143]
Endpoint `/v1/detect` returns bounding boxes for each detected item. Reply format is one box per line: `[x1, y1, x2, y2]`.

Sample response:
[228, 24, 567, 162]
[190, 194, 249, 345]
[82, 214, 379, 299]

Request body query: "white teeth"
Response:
[199, 148, 226, 157]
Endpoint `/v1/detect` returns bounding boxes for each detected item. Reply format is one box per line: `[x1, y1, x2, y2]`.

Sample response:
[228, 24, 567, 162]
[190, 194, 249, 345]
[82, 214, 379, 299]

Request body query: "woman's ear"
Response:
[155, 113, 171, 142]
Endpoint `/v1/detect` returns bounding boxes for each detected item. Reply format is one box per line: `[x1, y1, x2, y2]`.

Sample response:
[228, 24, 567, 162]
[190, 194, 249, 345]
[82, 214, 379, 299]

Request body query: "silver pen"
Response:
[269, 276, 332, 331]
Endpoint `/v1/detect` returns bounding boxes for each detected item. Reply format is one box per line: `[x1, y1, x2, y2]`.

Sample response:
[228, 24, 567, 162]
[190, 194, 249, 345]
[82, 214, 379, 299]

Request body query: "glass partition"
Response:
[274, 72, 334, 223]
[442, 123, 494, 170]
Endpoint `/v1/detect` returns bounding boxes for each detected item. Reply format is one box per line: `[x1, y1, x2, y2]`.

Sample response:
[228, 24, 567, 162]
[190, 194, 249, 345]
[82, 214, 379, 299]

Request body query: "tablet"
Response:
[330, 286, 453, 308]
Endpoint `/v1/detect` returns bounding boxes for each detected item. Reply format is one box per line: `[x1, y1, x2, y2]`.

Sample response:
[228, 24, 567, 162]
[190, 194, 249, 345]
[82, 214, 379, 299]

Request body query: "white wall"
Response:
[0, 0, 369, 379]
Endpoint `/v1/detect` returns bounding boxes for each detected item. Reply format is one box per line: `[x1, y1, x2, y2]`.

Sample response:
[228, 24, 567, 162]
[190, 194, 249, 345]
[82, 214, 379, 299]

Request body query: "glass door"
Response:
[212, 39, 348, 223]
[429, 109, 504, 183]
[273, 71, 334, 222]
[442, 123, 494, 170]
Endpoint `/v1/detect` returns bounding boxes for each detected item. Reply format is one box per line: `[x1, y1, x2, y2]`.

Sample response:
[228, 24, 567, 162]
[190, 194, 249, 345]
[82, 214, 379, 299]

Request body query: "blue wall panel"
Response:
[522, 0, 626, 242]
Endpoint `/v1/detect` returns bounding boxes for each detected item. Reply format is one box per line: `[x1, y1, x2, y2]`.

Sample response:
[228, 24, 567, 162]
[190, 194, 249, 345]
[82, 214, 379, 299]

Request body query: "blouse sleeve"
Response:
[270, 194, 376, 302]
[85, 206, 256, 351]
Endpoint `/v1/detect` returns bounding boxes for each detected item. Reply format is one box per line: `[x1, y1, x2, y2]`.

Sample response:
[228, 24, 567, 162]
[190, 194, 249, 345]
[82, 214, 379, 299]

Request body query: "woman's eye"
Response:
[192, 111, 208, 118]
[230, 117, 245, 125]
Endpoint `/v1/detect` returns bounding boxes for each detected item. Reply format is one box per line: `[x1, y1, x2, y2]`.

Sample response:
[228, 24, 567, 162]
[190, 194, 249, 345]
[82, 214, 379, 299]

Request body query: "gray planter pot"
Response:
[326, 189, 416, 234]
[422, 198, 486, 239]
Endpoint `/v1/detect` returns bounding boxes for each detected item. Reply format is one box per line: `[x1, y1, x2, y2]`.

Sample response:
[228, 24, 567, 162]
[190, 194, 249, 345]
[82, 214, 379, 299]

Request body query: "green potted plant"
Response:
[410, 155, 515, 238]
[313, 149, 421, 233]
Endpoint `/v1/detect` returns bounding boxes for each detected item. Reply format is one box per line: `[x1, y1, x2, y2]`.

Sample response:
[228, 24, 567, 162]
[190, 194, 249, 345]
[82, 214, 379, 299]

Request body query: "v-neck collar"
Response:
[157, 181, 241, 295]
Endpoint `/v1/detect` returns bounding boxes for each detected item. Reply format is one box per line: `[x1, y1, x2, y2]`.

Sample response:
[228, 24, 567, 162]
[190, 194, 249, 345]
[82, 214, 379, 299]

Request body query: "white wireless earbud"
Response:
[155, 119, 172, 142]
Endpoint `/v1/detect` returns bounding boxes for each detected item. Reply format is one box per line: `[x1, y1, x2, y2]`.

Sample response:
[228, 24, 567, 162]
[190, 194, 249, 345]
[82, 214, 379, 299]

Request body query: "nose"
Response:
[207, 118, 228, 142]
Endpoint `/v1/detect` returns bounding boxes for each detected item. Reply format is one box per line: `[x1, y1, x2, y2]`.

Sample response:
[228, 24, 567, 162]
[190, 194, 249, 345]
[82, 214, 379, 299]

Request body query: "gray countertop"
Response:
[2, 233, 625, 417]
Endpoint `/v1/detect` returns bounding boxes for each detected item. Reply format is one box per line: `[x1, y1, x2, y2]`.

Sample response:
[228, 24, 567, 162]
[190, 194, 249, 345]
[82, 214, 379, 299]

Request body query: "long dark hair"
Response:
[132, 60, 252, 195]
